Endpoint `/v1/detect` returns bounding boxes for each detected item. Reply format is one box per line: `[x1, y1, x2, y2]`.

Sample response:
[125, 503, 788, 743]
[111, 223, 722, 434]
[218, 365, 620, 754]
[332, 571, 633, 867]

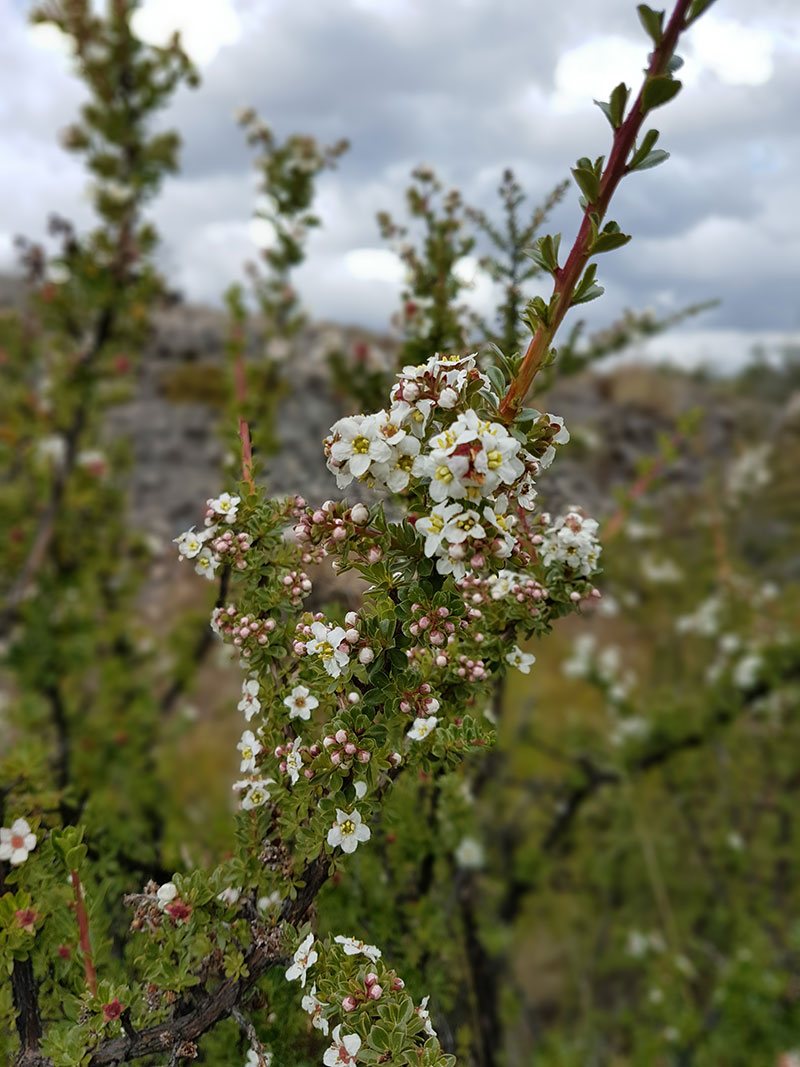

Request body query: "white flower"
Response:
[238, 678, 261, 721]
[0, 819, 37, 866]
[487, 569, 517, 600]
[173, 526, 207, 560]
[306, 622, 350, 678]
[325, 412, 393, 488]
[733, 652, 761, 689]
[540, 510, 601, 577]
[239, 778, 274, 810]
[217, 886, 241, 907]
[334, 935, 382, 962]
[209, 492, 240, 523]
[323, 1025, 362, 1067]
[545, 413, 570, 444]
[407, 716, 438, 741]
[237, 730, 262, 773]
[327, 808, 371, 854]
[156, 882, 178, 910]
[283, 684, 318, 721]
[194, 548, 219, 580]
[354, 780, 367, 800]
[454, 836, 485, 870]
[285, 933, 317, 988]
[417, 995, 437, 1037]
[301, 984, 329, 1035]
[416, 501, 463, 557]
[285, 737, 304, 785]
[506, 645, 535, 673]
[244, 1050, 272, 1067]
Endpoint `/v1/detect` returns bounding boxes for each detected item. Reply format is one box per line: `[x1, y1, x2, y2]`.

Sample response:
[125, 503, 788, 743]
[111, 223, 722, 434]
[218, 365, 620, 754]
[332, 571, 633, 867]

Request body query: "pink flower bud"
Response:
[365, 972, 378, 986]
[344, 628, 360, 644]
[429, 631, 443, 646]
[367, 546, 383, 563]
[358, 647, 374, 664]
[304, 769, 314, 779]
[279, 761, 287, 772]
[399, 700, 411, 714]
[335, 729, 348, 745]
[420, 684, 431, 695]
[436, 607, 449, 618]
[570, 591, 581, 602]
[342, 996, 357, 1012]
[393, 977, 405, 991]
[418, 616, 430, 630]
[323, 735, 335, 747]
[332, 526, 347, 541]
[347, 692, 360, 705]
[312, 510, 327, 524]
[309, 744, 321, 757]
[368, 984, 383, 1000]
[344, 742, 357, 755]
[357, 749, 370, 763]
[330, 750, 342, 766]
[350, 504, 369, 525]
[435, 654, 447, 667]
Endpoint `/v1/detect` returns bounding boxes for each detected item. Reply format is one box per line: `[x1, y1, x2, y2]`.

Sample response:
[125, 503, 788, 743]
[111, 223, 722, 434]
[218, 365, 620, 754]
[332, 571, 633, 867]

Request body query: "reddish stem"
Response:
[499, 0, 694, 420]
[70, 869, 97, 996]
[233, 342, 254, 490]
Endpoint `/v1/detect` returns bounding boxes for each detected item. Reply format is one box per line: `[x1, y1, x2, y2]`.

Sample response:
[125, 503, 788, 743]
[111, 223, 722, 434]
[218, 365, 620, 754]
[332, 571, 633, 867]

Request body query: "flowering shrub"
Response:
[6, 1, 784, 1065]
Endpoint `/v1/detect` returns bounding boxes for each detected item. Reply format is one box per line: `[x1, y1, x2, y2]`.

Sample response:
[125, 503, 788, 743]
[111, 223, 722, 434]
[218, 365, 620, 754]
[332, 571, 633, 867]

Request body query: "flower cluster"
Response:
[540, 509, 601, 578]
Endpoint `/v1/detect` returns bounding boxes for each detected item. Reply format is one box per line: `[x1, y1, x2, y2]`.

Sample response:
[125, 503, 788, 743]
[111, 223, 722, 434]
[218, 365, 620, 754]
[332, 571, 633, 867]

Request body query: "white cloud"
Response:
[552, 36, 646, 114]
[687, 15, 774, 87]
[132, 0, 242, 67]
[344, 247, 404, 284]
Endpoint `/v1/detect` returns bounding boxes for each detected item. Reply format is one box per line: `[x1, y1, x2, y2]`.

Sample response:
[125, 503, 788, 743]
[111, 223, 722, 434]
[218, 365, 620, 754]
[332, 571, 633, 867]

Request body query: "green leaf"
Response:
[609, 82, 630, 127]
[571, 264, 604, 307]
[594, 98, 615, 128]
[686, 0, 717, 25]
[628, 128, 661, 170]
[571, 166, 600, 205]
[484, 365, 506, 397]
[633, 148, 670, 170]
[637, 5, 664, 44]
[641, 76, 682, 112]
[591, 222, 632, 254]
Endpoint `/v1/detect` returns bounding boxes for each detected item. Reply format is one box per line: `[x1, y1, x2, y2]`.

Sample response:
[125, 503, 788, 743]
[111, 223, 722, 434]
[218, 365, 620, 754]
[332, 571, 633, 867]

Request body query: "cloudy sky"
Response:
[2, 0, 800, 368]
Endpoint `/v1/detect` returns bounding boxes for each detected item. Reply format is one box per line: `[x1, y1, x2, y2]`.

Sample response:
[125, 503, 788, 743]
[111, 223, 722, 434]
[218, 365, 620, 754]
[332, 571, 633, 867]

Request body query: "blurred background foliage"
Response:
[1, 2, 800, 1065]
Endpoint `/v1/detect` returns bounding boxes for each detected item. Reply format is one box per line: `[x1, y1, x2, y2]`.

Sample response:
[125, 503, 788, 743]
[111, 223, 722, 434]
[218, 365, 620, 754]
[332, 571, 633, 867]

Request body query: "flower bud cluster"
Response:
[281, 569, 313, 606]
[292, 499, 379, 560]
[211, 604, 276, 657]
[209, 529, 252, 570]
[323, 728, 371, 768]
[459, 569, 547, 614]
[398, 683, 440, 718]
[406, 603, 457, 648]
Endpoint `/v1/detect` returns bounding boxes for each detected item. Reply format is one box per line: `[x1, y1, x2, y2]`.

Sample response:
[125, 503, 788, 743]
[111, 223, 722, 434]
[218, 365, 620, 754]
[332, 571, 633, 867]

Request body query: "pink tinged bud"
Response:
[393, 978, 405, 991]
[470, 554, 485, 569]
[444, 622, 455, 633]
[365, 972, 378, 986]
[591, 588, 602, 598]
[309, 744, 321, 757]
[570, 591, 581, 602]
[418, 616, 430, 630]
[344, 742, 357, 755]
[409, 623, 420, 636]
[304, 768, 314, 779]
[266, 619, 276, 631]
[323, 500, 335, 512]
[358, 647, 374, 664]
[342, 996, 357, 1012]
[367, 546, 383, 563]
[411, 603, 422, 613]
[335, 729, 348, 745]
[323, 735, 335, 747]
[368, 984, 383, 1000]
[347, 692, 360, 704]
[258, 635, 268, 644]
[312, 510, 327, 524]
[475, 633, 484, 642]
[293, 640, 306, 655]
[283, 575, 293, 586]
[399, 701, 411, 714]
[330, 750, 342, 766]
[532, 534, 544, 545]
[351, 504, 369, 525]
[301, 579, 312, 591]
[242, 648, 251, 657]
[345, 628, 360, 643]
[436, 607, 449, 618]
[420, 684, 431, 694]
[435, 655, 448, 667]
[332, 526, 347, 541]
[357, 749, 370, 763]
[458, 668, 466, 677]
[429, 631, 443, 646]
[274, 746, 284, 757]
[279, 761, 287, 772]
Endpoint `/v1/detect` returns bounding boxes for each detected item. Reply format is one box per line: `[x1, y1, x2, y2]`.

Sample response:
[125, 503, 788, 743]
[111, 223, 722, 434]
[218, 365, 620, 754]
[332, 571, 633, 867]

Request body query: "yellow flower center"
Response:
[397, 454, 414, 472]
[487, 449, 503, 470]
[242, 747, 252, 759]
[435, 465, 453, 484]
[457, 517, 475, 532]
[341, 819, 356, 835]
[352, 435, 370, 454]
